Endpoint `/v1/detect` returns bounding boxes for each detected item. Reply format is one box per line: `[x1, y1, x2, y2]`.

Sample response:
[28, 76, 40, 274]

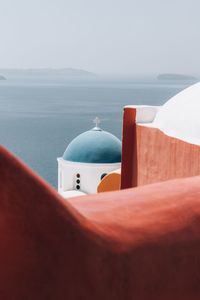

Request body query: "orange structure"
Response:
[121, 106, 200, 188]
[1, 145, 200, 299]
[97, 168, 121, 193]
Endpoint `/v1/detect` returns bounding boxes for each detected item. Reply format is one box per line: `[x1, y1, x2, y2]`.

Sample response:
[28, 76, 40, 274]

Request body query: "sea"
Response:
[0, 75, 196, 188]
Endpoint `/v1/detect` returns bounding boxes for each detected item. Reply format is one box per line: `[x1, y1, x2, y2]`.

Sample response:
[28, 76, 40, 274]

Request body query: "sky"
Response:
[0, 0, 199, 76]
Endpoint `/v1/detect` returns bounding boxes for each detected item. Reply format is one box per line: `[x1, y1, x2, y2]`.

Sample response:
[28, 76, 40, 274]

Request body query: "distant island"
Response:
[0, 68, 96, 79]
[157, 73, 198, 81]
[0, 75, 6, 80]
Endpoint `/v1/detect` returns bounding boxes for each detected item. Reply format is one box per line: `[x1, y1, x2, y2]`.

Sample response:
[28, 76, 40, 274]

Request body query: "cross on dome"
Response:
[93, 117, 101, 128]
[92, 117, 102, 131]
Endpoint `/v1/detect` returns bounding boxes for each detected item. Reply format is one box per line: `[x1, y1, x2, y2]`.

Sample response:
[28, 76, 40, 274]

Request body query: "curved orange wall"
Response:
[97, 170, 121, 193]
[2, 146, 200, 299]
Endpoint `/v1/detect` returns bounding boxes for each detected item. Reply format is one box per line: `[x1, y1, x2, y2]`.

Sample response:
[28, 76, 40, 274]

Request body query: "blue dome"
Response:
[63, 127, 121, 164]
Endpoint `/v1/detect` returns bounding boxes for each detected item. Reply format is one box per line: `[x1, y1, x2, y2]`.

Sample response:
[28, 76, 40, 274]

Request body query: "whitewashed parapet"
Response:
[124, 105, 161, 123]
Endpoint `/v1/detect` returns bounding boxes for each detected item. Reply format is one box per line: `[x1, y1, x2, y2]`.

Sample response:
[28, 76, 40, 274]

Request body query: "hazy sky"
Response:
[0, 0, 199, 75]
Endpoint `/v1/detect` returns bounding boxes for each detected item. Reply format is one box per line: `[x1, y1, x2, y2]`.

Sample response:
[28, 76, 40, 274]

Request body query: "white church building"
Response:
[57, 118, 121, 198]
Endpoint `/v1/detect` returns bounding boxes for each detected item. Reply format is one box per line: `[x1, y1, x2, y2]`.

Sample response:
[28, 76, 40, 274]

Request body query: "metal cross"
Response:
[93, 117, 101, 128]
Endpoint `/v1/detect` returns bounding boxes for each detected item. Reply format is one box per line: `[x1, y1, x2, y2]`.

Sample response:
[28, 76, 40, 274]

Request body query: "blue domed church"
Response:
[57, 118, 121, 198]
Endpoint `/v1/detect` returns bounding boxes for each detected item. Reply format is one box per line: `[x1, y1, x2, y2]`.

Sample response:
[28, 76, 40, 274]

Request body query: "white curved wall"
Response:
[58, 158, 120, 195]
[152, 82, 200, 145]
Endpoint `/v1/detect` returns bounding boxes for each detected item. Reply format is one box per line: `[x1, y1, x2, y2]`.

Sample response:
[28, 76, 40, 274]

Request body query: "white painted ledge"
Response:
[125, 105, 161, 123]
[59, 190, 86, 199]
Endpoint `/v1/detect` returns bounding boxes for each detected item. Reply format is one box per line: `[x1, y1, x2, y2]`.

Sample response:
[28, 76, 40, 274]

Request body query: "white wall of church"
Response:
[58, 158, 120, 194]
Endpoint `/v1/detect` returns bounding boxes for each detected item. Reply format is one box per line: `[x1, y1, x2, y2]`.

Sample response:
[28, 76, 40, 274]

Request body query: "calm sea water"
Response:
[0, 76, 194, 188]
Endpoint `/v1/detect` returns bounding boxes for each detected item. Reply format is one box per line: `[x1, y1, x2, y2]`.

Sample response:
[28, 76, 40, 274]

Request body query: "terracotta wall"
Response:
[137, 125, 200, 185]
[121, 107, 200, 188]
[2, 145, 200, 299]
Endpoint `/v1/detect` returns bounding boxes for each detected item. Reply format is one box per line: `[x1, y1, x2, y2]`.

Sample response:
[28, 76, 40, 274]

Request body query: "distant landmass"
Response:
[0, 68, 96, 78]
[0, 75, 6, 80]
[157, 73, 198, 81]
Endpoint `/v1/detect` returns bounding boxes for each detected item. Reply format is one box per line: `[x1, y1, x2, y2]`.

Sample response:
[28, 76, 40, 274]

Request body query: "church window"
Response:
[101, 173, 107, 180]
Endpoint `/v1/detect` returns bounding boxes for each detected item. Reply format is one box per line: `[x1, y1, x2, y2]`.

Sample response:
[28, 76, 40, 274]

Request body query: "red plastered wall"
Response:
[121, 107, 200, 188]
[1, 146, 200, 298]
